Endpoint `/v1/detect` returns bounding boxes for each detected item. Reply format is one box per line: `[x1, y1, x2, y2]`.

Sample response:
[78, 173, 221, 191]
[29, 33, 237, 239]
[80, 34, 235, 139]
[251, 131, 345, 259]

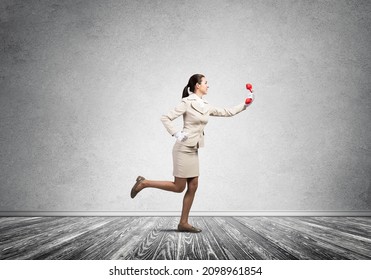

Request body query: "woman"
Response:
[130, 74, 254, 233]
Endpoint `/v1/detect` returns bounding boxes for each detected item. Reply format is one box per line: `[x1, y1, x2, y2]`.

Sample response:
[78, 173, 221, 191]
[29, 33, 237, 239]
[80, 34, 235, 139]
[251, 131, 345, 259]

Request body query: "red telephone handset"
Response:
[245, 83, 253, 104]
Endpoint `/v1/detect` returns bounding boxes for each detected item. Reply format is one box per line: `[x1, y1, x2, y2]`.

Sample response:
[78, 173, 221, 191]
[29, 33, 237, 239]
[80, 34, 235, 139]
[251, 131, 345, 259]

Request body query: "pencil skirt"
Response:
[172, 142, 199, 178]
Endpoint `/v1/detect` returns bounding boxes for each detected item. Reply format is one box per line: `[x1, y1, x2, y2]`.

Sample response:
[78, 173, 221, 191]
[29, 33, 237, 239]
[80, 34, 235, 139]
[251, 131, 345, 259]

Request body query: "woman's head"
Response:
[182, 74, 206, 98]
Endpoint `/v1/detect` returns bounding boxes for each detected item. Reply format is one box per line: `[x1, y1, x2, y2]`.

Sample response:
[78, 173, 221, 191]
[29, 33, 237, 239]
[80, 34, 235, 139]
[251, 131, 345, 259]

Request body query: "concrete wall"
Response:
[0, 0, 370, 212]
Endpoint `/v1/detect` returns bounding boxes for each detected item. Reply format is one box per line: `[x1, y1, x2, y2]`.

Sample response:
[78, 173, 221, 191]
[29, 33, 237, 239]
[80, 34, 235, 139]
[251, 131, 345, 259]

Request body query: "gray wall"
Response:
[0, 0, 370, 212]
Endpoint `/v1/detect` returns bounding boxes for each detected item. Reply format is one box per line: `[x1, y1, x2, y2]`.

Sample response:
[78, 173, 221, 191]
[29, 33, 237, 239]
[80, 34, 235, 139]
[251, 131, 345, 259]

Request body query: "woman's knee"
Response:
[174, 177, 187, 193]
[187, 177, 199, 193]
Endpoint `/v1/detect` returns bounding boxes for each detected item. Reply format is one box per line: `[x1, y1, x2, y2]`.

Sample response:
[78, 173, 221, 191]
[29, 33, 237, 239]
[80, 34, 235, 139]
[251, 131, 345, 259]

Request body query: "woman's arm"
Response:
[160, 100, 187, 136]
[209, 103, 247, 117]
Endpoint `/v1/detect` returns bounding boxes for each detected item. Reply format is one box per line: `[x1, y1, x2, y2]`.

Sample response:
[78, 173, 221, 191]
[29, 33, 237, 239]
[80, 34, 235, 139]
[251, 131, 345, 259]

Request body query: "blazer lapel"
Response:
[191, 101, 205, 114]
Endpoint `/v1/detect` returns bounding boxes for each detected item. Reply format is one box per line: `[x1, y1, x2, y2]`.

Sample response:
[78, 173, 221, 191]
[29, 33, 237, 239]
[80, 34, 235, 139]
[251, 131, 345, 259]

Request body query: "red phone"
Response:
[246, 83, 253, 92]
[245, 83, 253, 104]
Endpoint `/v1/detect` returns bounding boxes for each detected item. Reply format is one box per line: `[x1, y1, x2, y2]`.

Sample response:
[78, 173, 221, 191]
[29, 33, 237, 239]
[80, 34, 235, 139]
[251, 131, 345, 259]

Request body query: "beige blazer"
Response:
[161, 94, 246, 148]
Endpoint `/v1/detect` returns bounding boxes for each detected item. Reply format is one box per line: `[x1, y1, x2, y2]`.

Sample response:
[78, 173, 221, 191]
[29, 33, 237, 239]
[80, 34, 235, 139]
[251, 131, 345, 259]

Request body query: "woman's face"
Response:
[197, 77, 209, 95]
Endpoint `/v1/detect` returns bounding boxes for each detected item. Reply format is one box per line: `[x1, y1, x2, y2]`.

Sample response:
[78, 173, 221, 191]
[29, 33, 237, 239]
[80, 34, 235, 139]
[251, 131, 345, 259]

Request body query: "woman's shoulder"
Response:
[182, 94, 198, 102]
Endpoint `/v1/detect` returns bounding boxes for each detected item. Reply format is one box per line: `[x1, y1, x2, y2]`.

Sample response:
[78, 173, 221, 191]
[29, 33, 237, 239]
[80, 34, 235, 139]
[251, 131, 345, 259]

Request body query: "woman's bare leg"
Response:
[136, 177, 187, 193]
[134, 176, 200, 231]
[179, 177, 199, 227]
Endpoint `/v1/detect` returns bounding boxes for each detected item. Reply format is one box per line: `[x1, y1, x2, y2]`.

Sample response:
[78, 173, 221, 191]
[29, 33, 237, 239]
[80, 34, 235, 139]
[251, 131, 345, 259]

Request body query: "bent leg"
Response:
[137, 177, 187, 193]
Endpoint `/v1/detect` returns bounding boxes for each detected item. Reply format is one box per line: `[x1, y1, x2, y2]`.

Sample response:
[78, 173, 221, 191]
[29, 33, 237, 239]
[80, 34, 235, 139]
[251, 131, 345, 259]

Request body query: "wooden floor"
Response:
[0, 216, 370, 260]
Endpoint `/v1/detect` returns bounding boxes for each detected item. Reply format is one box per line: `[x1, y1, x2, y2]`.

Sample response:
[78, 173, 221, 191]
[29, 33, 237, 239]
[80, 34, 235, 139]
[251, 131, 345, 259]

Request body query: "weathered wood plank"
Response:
[236, 217, 347, 259]
[174, 217, 210, 260]
[25, 217, 117, 260]
[1, 216, 370, 260]
[1, 217, 109, 259]
[124, 217, 174, 260]
[41, 217, 131, 260]
[274, 217, 371, 259]
[0, 217, 71, 246]
[196, 217, 229, 260]
[111, 216, 163, 260]
[298, 217, 371, 238]
[219, 217, 298, 259]
[0, 217, 53, 232]
[199, 217, 262, 259]
[151, 217, 183, 260]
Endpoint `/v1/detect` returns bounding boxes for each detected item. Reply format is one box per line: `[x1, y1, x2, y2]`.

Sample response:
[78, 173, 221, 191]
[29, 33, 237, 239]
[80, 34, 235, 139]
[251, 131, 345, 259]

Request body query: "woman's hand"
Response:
[245, 91, 255, 107]
[174, 131, 188, 142]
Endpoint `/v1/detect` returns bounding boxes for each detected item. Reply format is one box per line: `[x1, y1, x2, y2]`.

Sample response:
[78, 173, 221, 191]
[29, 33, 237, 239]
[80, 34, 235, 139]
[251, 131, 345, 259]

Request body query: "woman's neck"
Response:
[194, 92, 204, 99]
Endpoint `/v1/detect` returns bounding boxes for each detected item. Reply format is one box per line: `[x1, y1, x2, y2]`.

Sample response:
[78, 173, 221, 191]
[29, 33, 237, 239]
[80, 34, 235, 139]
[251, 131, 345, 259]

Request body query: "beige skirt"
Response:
[172, 142, 199, 178]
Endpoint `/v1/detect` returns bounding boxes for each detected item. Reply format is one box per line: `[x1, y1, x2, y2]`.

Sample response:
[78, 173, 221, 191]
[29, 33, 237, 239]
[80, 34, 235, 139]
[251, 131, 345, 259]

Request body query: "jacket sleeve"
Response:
[160, 100, 187, 136]
[209, 103, 246, 117]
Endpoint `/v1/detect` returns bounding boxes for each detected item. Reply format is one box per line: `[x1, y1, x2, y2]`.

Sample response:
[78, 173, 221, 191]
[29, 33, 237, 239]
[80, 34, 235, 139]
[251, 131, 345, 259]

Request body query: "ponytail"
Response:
[182, 85, 190, 98]
[181, 74, 205, 99]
